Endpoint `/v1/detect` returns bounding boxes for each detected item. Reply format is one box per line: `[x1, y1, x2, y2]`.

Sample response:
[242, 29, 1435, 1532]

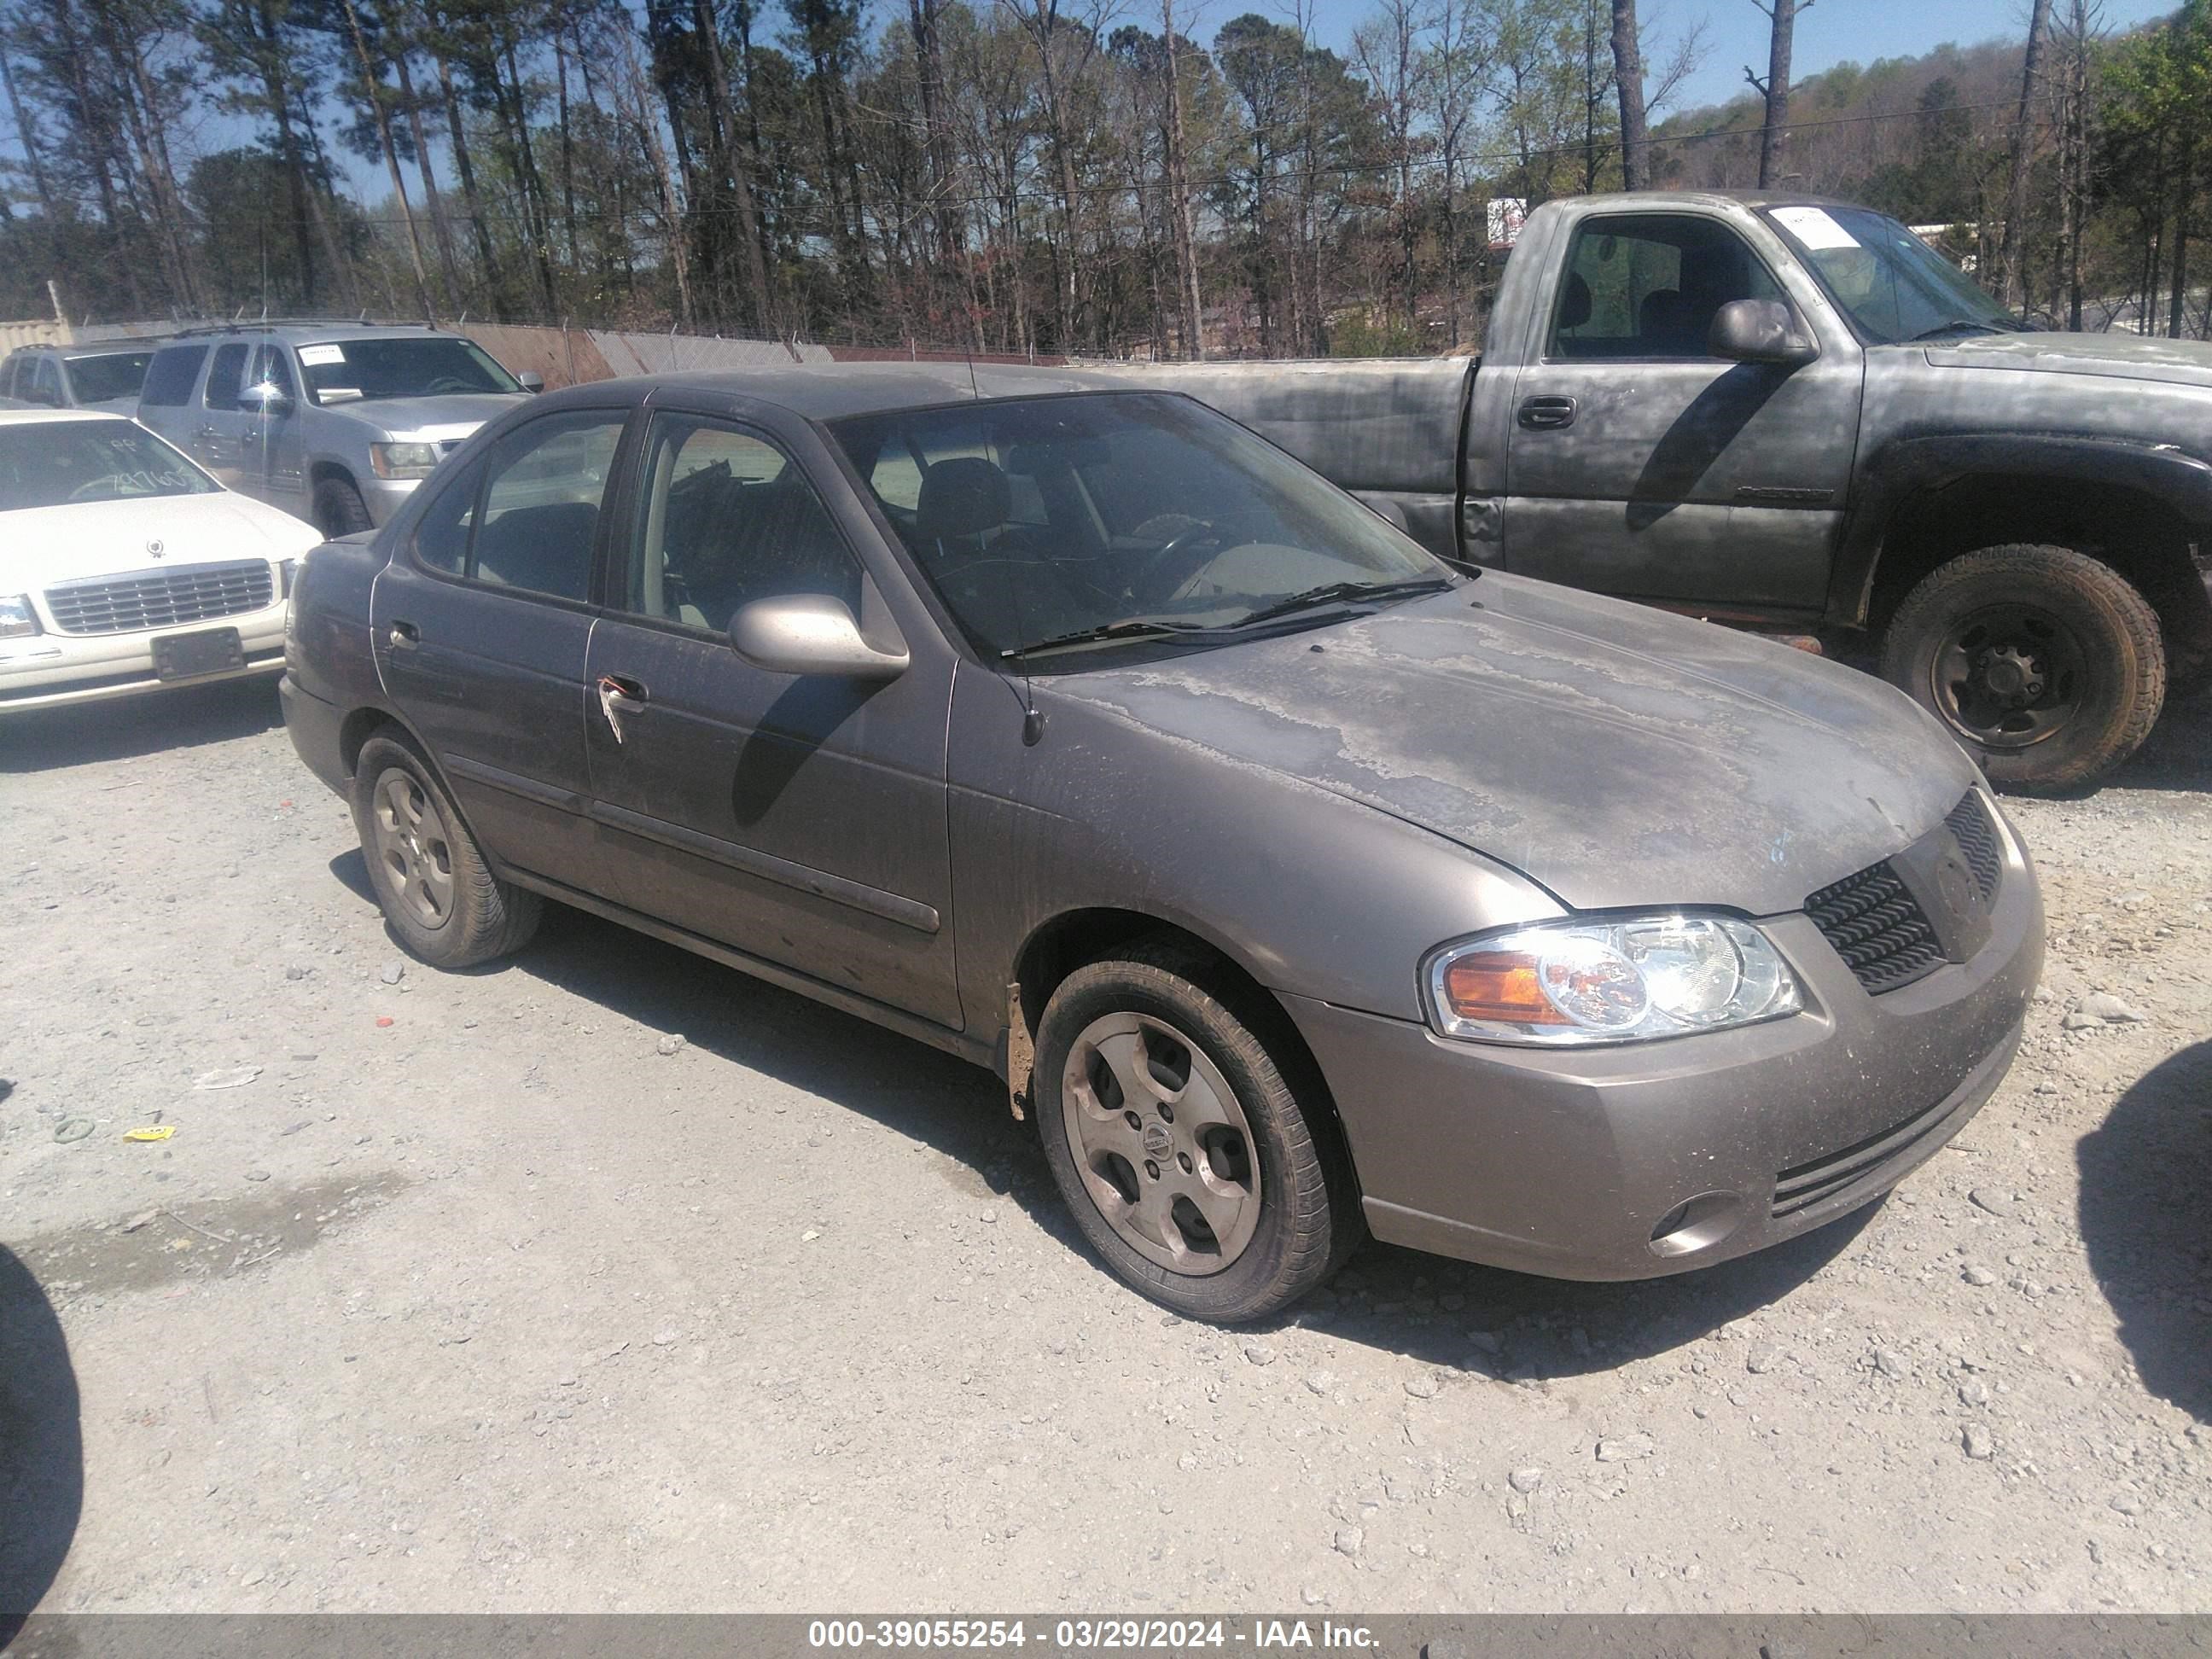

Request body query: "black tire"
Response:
[1033, 940, 1359, 1324]
[1881, 544, 2165, 794]
[351, 731, 540, 968]
[312, 475, 373, 538]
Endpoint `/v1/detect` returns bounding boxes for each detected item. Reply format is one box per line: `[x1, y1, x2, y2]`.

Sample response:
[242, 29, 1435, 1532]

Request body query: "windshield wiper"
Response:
[1230, 576, 1454, 630]
[1001, 618, 1229, 660]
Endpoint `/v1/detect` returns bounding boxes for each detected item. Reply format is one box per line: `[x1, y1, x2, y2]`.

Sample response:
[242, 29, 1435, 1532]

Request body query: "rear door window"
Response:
[140, 346, 209, 408]
[203, 343, 250, 410]
[412, 410, 626, 602]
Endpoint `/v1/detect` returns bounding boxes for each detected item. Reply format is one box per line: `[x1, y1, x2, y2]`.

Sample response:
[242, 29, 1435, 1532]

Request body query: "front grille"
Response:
[44, 560, 275, 636]
[1773, 1092, 1953, 1217]
[1946, 792, 2001, 901]
[1806, 862, 1945, 994]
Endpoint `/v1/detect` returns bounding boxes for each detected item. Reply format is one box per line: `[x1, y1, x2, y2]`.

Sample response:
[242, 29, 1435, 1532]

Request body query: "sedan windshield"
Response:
[830, 392, 1449, 659]
[0, 420, 220, 511]
[299, 337, 521, 405]
[63, 351, 154, 405]
[1763, 205, 2027, 345]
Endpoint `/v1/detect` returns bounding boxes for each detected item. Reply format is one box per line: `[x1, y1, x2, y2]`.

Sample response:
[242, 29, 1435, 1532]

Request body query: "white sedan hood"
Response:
[7, 491, 323, 585]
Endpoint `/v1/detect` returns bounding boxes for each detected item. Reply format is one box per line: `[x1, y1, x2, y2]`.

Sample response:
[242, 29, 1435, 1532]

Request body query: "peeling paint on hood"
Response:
[1039, 573, 1979, 916]
[1922, 330, 2212, 393]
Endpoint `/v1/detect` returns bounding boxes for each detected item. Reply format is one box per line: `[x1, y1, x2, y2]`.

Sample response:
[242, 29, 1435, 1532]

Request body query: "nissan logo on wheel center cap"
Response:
[1141, 1121, 1173, 1160]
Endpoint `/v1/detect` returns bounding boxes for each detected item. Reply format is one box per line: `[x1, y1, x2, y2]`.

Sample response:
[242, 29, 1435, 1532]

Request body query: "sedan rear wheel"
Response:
[351, 731, 540, 968]
[1034, 940, 1357, 1323]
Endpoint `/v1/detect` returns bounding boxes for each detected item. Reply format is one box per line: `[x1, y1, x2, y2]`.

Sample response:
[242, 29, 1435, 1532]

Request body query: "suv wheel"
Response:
[1882, 544, 2165, 794]
[313, 476, 373, 538]
[1033, 940, 1357, 1323]
[352, 732, 541, 968]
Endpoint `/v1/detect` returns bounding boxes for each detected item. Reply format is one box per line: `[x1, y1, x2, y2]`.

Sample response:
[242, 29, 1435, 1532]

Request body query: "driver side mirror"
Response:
[1708, 299, 1818, 367]
[517, 371, 545, 394]
[240, 381, 294, 416]
[731, 594, 908, 681]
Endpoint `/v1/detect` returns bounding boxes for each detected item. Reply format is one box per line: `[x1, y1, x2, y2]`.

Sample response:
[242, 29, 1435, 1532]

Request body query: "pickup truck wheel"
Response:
[352, 733, 541, 968]
[312, 477, 372, 538]
[1033, 944, 1354, 1323]
[1882, 544, 2165, 794]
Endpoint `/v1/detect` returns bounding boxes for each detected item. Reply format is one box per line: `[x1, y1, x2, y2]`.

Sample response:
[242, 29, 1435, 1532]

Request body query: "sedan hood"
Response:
[1041, 575, 1978, 916]
[327, 392, 530, 440]
[8, 491, 321, 584]
[1924, 329, 2212, 393]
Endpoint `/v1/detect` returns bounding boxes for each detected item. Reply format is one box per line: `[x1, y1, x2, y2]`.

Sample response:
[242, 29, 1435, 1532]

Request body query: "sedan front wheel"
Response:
[1034, 941, 1357, 1323]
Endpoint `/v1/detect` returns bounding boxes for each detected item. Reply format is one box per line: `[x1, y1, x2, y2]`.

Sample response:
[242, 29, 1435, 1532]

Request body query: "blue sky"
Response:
[1275, 0, 2177, 114]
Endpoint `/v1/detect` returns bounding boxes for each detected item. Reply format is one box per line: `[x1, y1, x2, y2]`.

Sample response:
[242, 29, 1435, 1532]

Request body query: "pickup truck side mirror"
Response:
[1708, 299, 1818, 367]
[731, 593, 909, 680]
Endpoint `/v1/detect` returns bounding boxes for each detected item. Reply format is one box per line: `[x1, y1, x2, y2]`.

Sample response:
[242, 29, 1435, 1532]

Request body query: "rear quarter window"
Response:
[141, 346, 209, 407]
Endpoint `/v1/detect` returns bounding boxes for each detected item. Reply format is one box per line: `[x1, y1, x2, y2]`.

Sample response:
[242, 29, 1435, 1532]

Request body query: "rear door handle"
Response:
[597, 673, 647, 743]
[387, 620, 421, 652]
[1517, 395, 1578, 430]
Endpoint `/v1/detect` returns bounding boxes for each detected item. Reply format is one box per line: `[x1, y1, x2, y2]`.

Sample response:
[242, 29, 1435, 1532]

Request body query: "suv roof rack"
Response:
[164, 317, 450, 340]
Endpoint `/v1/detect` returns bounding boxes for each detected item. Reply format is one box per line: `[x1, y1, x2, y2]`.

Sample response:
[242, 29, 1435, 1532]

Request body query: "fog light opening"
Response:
[1648, 1190, 1748, 1258]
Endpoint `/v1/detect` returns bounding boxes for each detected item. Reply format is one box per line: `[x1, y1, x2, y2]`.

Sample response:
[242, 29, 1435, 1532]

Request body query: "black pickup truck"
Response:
[1121, 191, 2212, 791]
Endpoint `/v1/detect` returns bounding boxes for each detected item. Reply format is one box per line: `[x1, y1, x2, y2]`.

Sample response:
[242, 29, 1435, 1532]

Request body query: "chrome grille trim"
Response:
[44, 560, 275, 637]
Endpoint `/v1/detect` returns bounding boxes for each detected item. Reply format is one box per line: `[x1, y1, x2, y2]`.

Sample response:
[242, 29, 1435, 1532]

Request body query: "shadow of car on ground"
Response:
[0, 677, 282, 775]
[0, 1243, 82, 1639]
[2078, 1036, 2212, 1423]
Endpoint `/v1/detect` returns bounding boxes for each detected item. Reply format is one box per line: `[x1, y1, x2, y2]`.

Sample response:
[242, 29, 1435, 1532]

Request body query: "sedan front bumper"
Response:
[1286, 798, 2044, 1281]
[0, 602, 288, 712]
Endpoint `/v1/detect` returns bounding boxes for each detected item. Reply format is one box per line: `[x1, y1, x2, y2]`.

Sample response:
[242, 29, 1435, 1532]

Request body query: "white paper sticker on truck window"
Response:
[1771, 207, 1860, 250]
[298, 344, 346, 366]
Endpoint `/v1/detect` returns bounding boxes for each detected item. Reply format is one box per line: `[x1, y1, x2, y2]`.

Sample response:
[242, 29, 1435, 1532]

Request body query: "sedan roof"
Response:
[630, 361, 1121, 422]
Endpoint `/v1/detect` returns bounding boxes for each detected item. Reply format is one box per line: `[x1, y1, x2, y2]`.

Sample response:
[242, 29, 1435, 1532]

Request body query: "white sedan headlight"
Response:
[0, 595, 39, 638]
[1424, 914, 1802, 1046]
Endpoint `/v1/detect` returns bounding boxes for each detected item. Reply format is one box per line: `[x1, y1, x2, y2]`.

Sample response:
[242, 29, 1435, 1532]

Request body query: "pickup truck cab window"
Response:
[410, 409, 624, 602]
[624, 415, 860, 629]
[1551, 214, 1785, 360]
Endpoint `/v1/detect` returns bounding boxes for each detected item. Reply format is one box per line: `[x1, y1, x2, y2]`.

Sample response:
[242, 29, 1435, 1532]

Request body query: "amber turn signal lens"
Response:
[1441, 952, 1570, 1024]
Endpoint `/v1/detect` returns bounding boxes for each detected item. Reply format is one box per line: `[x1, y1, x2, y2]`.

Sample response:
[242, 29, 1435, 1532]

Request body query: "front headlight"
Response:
[370, 441, 441, 480]
[1423, 914, 1802, 1046]
[0, 595, 39, 638]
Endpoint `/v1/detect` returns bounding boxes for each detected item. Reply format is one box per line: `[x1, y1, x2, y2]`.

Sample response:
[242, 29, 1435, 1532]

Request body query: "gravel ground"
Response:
[1, 676, 2207, 1617]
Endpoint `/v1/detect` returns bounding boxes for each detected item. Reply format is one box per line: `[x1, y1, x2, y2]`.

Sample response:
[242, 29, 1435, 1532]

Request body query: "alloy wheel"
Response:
[370, 767, 457, 929]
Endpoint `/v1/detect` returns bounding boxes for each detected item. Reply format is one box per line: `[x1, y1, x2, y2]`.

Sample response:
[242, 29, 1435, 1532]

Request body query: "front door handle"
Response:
[387, 620, 421, 652]
[597, 674, 647, 744]
[1518, 395, 1578, 430]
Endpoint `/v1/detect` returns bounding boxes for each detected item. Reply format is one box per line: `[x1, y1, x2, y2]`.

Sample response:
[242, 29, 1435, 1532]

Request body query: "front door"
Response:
[370, 406, 632, 895]
[247, 338, 308, 515]
[1504, 212, 1864, 617]
[584, 410, 963, 1030]
[190, 341, 253, 491]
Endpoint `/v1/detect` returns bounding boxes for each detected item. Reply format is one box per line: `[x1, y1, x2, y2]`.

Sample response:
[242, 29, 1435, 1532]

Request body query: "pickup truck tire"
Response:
[1034, 942, 1354, 1323]
[1881, 544, 2165, 794]
[352, 732, 542, 968]
[312, 476, 373, 538]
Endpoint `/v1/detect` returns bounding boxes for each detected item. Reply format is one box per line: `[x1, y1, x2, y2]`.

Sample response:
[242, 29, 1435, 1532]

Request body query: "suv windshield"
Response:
[0, 420, 220, 511]
[62, 351, 154, 405]
[298, 336, 521, 405]
[830, 393, 1448, 659]
[1763, 205, 2025, 345]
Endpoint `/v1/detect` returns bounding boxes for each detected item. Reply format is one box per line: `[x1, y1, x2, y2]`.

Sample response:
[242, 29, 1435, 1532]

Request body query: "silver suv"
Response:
[135, 323, 540, 538]
[0, 339, 165, 413]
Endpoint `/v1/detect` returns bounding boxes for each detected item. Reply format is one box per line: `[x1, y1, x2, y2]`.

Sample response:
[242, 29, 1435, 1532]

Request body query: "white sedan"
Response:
[1, 410, 321, 711]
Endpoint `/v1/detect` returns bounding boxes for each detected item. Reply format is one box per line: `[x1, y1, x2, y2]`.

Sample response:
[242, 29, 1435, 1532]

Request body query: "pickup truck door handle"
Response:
[1518, 395, 1578, 431]
[597, 674, 648, 744]
[387, 621, 421, 652]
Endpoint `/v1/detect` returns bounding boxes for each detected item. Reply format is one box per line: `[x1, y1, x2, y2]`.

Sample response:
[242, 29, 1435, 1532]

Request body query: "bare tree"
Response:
[1161, 0, 1204, 356]
[1744, 0, 1810, 189]
[1999, 0, 2054, 308]
[1610, 0, 1647, 189]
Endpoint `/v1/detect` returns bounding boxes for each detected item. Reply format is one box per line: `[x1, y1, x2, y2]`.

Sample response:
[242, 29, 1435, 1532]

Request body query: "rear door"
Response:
[191, 341, 254, 489]
[370, 405, 634, 895]
[1503, 211, 1863, 617]
[583, 407, 963, 1029]
[136, 344, 210, 444]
